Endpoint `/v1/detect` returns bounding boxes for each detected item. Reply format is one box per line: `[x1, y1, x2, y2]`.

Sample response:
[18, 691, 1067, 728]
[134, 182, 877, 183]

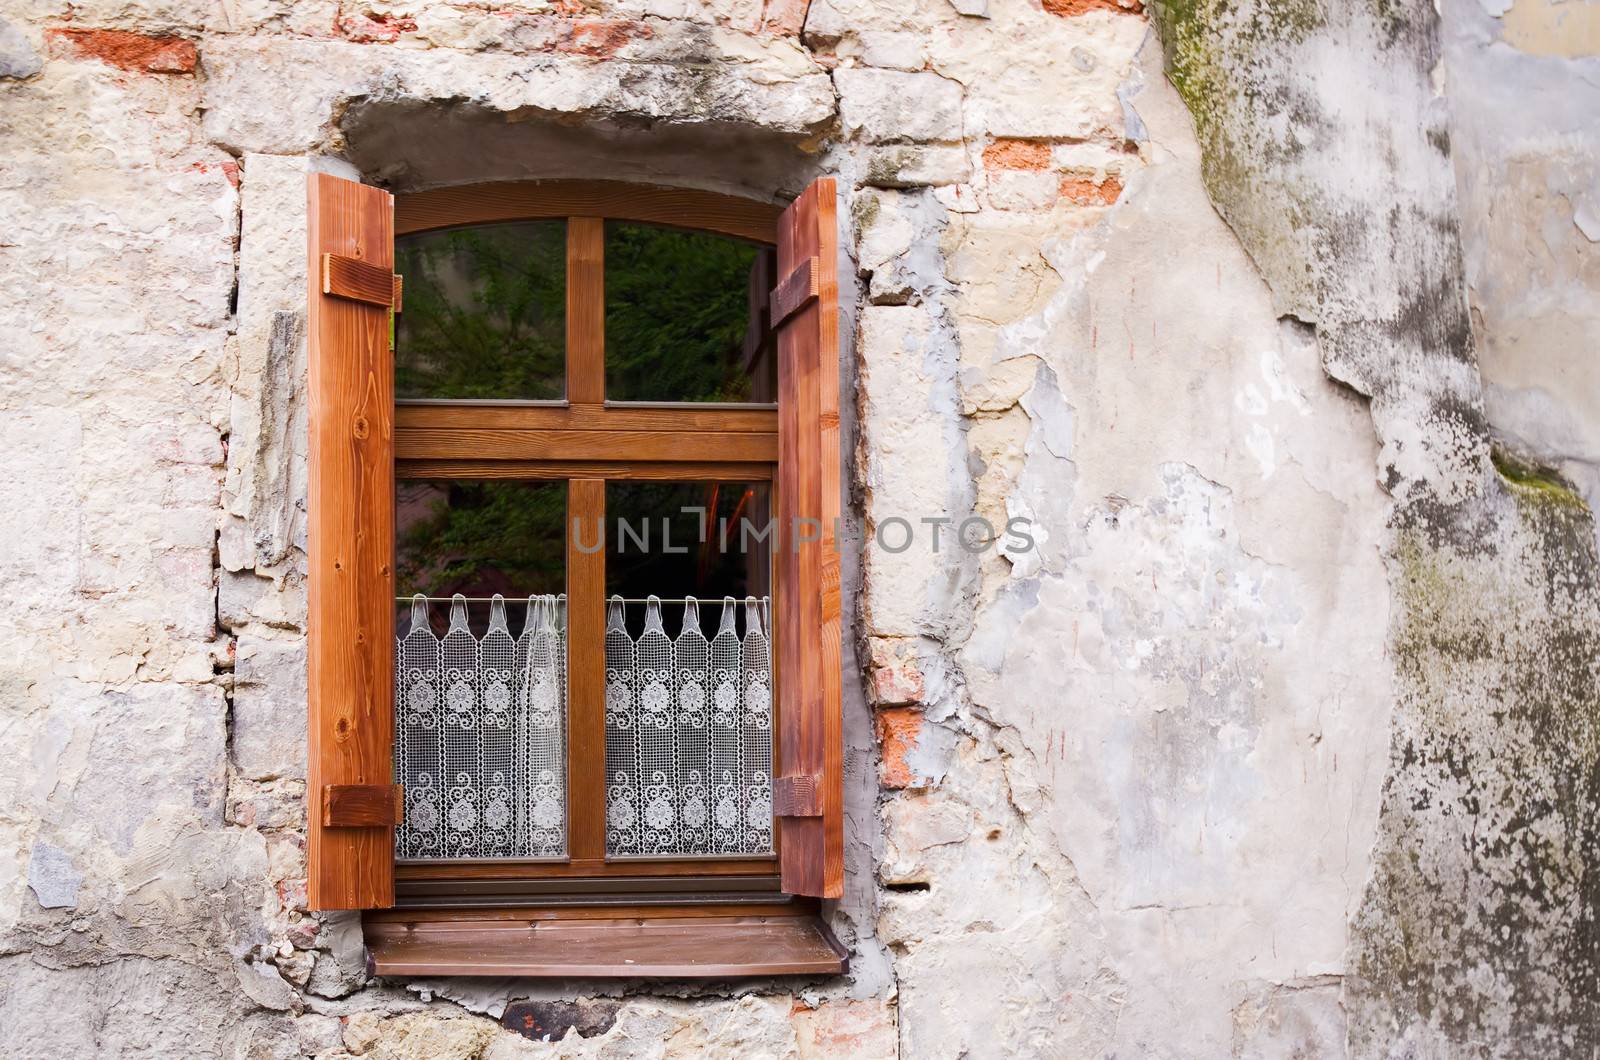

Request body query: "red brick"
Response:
[274, 877, 308, 913]
[47, 28, 197, 74]
[869, 639, 925, 705]
[983, 139, 1053, 171]
[1060, 174, 1124, 205]
[791, 999, 898, 1058]
[334, 11, 418, 43]
[1042, 0, 1144, 15]
[876, 707, 922, 789]
[554, 20, 652, 57]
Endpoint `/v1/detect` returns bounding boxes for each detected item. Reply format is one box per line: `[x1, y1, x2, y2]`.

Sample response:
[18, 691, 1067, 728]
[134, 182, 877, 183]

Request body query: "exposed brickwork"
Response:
[1041, 0, 1144, 15]
[334, 11, 418, 43]
[1060, 174, 1123, 205]
[555, 20, 653, 57]
[876, 707, 923, 789]
[983, 139, 1053, 170]
[790, 999, 898, 1057]
[46, 28, 196, 74]
[869, 638, 925, 705]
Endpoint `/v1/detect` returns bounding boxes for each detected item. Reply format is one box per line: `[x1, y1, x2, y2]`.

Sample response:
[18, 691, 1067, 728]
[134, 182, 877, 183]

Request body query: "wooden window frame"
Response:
[391, 185, 785, 893]
[308, 177, 845, 974]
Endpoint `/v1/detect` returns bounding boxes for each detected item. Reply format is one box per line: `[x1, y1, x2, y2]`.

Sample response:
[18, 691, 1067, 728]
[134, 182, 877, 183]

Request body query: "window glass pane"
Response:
[397, 479, 566, 600]
[602, 481, 773, 858]
[604, 481, 771, 615]
[395, 221, 566, 400]
[394, 480, 567, 862]
[604, 222, 775, 403]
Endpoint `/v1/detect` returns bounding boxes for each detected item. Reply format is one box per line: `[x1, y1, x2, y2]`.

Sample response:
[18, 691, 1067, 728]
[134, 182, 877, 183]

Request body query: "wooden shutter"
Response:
[306, 172, 400, 910]
[773, 177, 844, 899]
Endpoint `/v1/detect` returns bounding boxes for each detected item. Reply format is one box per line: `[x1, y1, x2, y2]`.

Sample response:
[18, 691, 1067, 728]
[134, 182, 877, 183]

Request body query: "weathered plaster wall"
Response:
[0, 0, 1595, 1057]
[1149, 0, 1600, 1055]
[1441, 0, 1600, 530]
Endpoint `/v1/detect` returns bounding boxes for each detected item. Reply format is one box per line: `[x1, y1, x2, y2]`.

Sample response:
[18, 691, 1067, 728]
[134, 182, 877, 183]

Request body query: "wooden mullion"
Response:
[395, 427, 776, 464]
[394, 403, 778, 434]
[567, 218, 605, 404]
[567, 479, 606, 861]
[398, 460, 773, 482]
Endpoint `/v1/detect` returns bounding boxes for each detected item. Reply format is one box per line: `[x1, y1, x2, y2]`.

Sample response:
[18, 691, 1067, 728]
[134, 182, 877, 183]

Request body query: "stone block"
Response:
[837, 68, 965, 142]
[860, 144, 971, 189]
[232, 636, 308, 782]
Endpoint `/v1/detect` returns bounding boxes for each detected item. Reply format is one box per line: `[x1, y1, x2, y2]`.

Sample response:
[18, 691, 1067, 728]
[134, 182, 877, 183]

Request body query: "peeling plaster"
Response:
[1150, 0, 1600, 1052]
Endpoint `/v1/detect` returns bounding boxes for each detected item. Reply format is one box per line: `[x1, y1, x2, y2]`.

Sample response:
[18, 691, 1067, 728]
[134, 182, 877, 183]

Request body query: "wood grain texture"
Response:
[364, 915, 847, 978]
[395, 402, 777, 434]
[397, 857, 778, 881]
[774, 178, 844, 900]
[372, 900, 806, 921]
[323, 784, 404, 827]
[742, 248, 777, 378]
[398, 459, 773, 482]
[396, 181, 782, 244]
[395, 427, 776, 463]
[566, 479, 606, 862]
[566, 217, 605, 404]
[322, 252, 396, 307]
[768, 256, 819, 327]
[307, 172, 397, 910]
[772, 774, 822, 818]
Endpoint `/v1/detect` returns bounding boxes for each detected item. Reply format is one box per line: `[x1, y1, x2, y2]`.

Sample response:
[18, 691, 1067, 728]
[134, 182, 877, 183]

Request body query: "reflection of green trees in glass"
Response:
[395, 222, 566, 400]
[397, 481, 565, 597]
[606, 223, 759, 402]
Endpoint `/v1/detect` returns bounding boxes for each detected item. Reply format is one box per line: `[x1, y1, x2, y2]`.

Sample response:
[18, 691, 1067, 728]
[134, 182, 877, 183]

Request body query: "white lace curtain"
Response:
[604, 595, 774, 857]
[394, 593, 566, 860]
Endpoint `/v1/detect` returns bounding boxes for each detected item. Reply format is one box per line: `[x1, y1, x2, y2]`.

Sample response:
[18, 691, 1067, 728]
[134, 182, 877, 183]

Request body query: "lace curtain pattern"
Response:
[605, 595, 774, 857]
[394, 593, 566, 860]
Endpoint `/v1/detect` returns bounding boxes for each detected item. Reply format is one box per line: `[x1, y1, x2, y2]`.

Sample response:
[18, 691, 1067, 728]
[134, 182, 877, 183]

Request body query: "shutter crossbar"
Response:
[322, 252, 401, 308]
[768, 257, 819, 328]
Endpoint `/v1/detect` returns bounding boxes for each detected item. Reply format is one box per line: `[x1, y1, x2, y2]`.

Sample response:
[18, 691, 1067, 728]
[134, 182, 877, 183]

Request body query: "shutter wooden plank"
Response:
[307, 172, 398, 911]
[774, 177, 843, 899]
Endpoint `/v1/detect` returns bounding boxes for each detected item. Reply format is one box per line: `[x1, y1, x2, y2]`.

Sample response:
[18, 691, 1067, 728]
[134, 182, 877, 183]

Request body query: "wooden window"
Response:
[306, 175, 844, 976]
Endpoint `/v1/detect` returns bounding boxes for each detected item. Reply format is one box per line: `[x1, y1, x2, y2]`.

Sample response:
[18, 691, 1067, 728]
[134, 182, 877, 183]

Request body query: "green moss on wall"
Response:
[1491, 446, 1590, 513]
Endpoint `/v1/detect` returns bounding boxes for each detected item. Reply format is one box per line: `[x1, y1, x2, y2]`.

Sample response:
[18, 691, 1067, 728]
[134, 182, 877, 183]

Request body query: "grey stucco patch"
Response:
[0, 18, 40, 81]
[27, 843, 82, 909]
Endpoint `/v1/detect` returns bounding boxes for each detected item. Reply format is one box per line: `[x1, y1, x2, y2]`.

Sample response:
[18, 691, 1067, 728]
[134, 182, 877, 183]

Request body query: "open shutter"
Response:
[306, 172, 400, 910]
[773, 177, 844, 899]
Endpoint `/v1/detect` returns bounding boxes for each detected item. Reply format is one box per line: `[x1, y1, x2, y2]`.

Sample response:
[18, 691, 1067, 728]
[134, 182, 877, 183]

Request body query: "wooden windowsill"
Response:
[364, 915, 847, 978]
